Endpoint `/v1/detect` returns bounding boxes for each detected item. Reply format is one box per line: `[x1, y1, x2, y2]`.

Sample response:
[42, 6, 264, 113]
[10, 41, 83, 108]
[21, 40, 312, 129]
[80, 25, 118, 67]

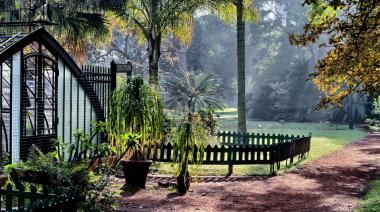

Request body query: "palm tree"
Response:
[165, 71, 223, 194]
[163, 71, 224, 113]
[112, 0, 222, 87]
[236, 0, 246, 133]
[1, 0, 110, 63]
[215, 0, 259, 132]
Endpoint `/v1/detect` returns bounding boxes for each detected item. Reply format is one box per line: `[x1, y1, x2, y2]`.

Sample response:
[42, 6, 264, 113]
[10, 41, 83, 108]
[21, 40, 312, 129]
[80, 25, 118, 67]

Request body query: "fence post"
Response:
[110, 60, 117, 92]
[227, 146, 233, 176]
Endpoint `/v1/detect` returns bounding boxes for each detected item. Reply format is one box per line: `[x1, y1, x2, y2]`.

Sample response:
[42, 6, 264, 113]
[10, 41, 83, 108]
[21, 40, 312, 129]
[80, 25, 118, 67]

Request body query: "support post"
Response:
[228, 163, 233, 176]
[227, 145, 233, 176]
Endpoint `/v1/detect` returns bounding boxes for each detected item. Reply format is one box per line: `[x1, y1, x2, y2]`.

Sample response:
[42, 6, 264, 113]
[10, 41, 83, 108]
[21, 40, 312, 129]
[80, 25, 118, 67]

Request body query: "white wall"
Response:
[57, 59, 100, 156]
[11, 51, 22, 163]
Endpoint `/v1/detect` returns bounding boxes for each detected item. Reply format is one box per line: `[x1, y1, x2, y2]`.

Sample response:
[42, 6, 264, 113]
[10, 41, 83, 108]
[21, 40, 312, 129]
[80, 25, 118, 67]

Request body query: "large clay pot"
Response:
[120, 159, 152, 188]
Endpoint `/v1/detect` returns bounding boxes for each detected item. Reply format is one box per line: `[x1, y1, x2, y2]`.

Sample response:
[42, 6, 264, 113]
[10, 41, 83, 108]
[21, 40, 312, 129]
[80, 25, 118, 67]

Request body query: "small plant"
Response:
[172, 114, 206, 194]
[53, 121, 111, 168]
[4, 146, 117, 211]
[114, 132, 144, 162]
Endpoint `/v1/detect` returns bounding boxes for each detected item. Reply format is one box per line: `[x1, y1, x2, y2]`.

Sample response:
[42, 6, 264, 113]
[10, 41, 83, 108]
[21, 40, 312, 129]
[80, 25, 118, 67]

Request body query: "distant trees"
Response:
[290, 0, 380, 109]
[111, 0, 229, 87]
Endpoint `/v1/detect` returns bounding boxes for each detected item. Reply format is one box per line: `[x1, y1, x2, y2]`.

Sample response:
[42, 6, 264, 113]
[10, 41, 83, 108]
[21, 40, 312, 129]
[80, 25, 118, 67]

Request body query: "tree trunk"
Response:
[148, 33, 161, 87]
[349, 121, 354, 130]
[236, 0, 247, 133]
[177, 121, 192, 194]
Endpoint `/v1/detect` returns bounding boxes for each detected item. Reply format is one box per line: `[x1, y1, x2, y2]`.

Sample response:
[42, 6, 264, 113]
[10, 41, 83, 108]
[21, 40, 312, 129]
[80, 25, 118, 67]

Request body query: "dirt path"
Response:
[118, 133, 380, 212]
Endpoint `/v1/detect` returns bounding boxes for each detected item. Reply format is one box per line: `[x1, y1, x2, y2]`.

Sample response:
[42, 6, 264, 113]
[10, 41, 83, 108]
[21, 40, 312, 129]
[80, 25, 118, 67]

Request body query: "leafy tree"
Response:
[290, 0, 380, 109]
[112, 0, 213, 86]
[111, 0, 258, 88]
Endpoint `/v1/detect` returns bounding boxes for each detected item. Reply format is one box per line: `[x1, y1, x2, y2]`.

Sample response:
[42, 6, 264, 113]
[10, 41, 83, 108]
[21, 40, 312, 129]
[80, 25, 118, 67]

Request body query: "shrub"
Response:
[4, 146, 117, 211]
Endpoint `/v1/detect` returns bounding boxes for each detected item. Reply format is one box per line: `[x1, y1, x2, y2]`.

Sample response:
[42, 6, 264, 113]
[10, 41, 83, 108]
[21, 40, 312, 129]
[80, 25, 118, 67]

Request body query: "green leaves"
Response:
[172, 116, 206, 174]
[291, 0, 380, 108]
[163, 71, 224, 113]
[108, 75, 165, 157]
[214, 0, 260, 24]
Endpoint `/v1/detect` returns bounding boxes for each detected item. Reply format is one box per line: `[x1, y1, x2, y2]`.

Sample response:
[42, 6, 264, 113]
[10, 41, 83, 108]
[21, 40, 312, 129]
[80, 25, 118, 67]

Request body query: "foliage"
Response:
[3, 146, 117, 211]
[107, 0, 259, 85]
[355, 179, 380, 212]
[364, 96, 380, 130]
[199, 108, 219, 135]
[0, 151, 10, 166]
[109, 75, 165, 156]
[115, 132, 146, 161]
[171, 113, 207, 193]
[172, 115, 207, 171]
[290, 0, 380, 109]
[1, 0, 110, 63]
[81, 166, 118, 212]
[163, 71, 224, 113]
[54, 121, 111, 166]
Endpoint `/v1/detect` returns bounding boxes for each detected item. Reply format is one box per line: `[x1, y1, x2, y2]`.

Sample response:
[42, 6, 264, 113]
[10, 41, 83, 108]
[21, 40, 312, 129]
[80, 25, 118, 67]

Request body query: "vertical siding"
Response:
[57, 63, 100, 148]
[11, 51, 21, 163]
[57, 59, 65, 142]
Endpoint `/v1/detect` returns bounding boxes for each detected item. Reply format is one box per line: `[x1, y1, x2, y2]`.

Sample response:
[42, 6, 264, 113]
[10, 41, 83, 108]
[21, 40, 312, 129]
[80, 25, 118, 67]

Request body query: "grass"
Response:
[152, 109, 367, 176]
[356, 179, 380, 212]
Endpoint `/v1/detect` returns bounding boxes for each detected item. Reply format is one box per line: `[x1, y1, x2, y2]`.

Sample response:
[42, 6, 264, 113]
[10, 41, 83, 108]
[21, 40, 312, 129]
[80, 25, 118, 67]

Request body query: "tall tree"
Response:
[236, 0, 246, 132]
[113, 0, 217, 86]
[290, 0, 380, 109]
[112, 0, 258, 88]
[215, 0, 259, 132]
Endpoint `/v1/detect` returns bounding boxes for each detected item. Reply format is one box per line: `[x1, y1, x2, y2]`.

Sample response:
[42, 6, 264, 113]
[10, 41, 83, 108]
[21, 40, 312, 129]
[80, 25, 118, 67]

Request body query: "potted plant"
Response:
[118, 133, 152, 188]
[108, 76, 165, 188]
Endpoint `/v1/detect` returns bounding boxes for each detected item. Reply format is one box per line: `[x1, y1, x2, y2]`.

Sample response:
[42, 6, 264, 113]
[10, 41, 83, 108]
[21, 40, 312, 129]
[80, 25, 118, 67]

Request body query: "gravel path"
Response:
[118, 133, 380, 212]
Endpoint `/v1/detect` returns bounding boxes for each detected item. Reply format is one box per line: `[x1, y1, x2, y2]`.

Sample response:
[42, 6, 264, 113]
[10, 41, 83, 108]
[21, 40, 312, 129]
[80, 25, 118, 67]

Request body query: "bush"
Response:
[4, 146, 117, 211]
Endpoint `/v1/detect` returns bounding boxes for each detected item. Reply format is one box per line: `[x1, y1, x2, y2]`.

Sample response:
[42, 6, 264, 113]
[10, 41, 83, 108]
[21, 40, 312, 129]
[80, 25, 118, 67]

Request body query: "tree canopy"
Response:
[290, 0, 380, 109]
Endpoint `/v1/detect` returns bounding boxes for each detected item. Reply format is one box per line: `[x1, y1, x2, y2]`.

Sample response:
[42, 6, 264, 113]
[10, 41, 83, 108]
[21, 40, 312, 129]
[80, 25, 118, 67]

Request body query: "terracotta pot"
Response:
[120, 159, 152, 188]
[88, 156, 119, 171]
[0, 175, 8, 187]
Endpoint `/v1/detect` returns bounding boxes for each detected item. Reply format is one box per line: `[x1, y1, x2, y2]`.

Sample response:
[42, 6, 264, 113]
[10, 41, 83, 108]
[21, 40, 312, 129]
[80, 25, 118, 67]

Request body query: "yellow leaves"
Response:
[105, 11, 128, 32]
[215, 0, 260, 24]
[167, 13, 194, 46]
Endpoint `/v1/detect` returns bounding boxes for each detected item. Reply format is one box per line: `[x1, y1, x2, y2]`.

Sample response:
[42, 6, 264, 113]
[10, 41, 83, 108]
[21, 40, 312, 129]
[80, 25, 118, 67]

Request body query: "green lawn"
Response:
[151, 110, 367, 176]
[356, 179, 380, 212]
